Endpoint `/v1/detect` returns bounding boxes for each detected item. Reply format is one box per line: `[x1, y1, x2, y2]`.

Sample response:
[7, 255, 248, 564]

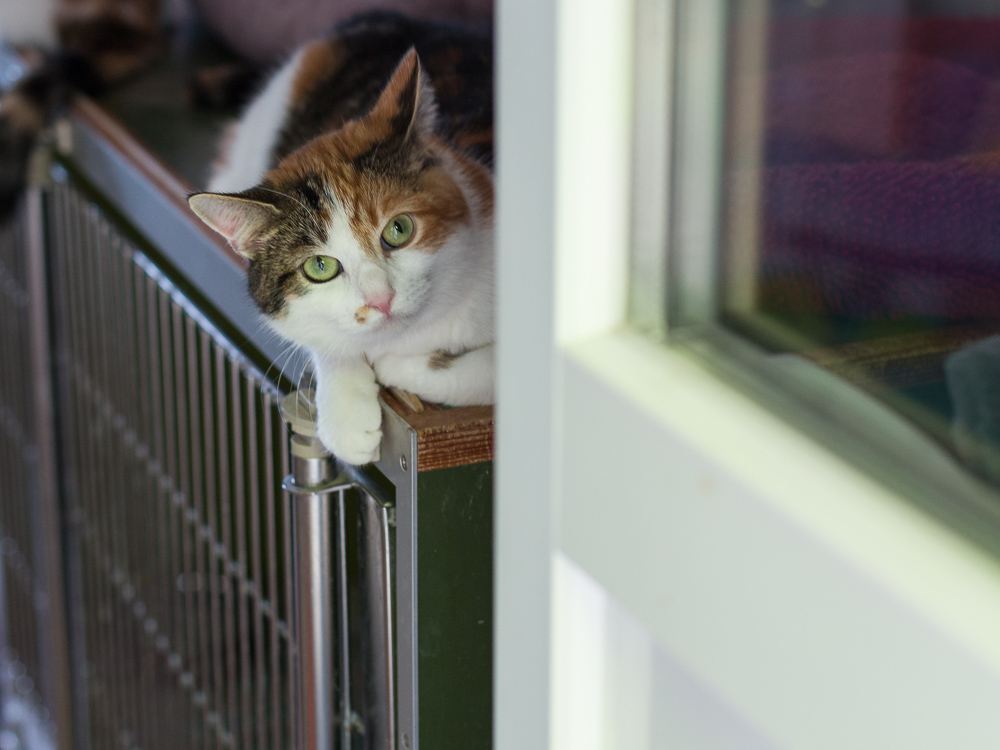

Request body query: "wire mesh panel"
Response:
[48, 178, 298, 750]
[0, 202, 50, 734]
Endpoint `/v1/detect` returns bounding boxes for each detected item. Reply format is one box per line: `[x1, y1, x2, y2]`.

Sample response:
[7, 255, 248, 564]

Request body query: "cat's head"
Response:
[189, 49, 490, 357]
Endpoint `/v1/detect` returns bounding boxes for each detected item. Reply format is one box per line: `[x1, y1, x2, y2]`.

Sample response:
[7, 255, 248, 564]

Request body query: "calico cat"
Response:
[189, 13, 494, 465]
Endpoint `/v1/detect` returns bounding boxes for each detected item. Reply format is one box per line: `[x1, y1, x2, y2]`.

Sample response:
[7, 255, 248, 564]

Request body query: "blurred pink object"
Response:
[192, 0, 492, 61]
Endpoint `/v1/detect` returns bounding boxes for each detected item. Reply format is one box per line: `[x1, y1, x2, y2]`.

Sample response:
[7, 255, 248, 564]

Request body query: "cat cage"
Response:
[0, 76, 493, 750]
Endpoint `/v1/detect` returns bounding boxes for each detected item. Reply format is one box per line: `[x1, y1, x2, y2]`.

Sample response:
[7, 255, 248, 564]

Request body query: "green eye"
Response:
[381, 214, 415, 248]
[302, 255, 341, 283]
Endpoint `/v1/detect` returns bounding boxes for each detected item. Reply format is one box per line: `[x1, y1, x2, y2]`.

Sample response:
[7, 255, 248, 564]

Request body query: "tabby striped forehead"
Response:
[264, 46, 470, 258]
[266, 149, 469, 261]
[242, 48, 475, 316]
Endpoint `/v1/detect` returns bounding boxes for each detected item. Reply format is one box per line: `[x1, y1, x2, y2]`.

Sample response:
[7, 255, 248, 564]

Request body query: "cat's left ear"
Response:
[188, 192, 281, 258]
[368, 48, 437, 143]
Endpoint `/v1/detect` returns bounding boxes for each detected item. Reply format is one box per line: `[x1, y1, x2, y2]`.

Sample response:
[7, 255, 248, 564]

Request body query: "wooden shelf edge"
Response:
[381, 389, 494, 471]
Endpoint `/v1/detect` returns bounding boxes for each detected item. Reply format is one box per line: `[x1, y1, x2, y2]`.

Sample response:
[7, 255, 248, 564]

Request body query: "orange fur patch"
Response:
[291, 41, 345, 105]
[269, 138, 472, 258]
[449, 145, 494, 221]
[355, 306, 371, 324]
[262, 50, 476, 259]
[454, 127, 493, 152]
[324, 49, 421, 162]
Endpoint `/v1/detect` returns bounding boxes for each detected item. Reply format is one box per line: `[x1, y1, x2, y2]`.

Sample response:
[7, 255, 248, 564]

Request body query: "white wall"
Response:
[496, 0, 1000, 747]
[0, 0, 56, 46]
[553, 556, 780, 750]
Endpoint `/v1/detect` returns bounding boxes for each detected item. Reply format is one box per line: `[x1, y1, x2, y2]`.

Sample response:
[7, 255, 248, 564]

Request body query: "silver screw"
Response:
[400, 454, 408, 471]
[402, 734, 410, 749]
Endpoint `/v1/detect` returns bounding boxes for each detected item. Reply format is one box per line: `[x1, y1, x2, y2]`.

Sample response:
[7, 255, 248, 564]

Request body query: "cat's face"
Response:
[190, 50, 478, 356]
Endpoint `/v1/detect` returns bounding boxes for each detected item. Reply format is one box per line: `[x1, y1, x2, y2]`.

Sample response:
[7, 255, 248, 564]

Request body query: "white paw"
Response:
[373, 353, 427, 391]
[315, 383, 383, 465]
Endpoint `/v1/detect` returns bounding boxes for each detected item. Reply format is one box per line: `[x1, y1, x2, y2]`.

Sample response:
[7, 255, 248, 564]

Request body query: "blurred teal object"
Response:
[946, 336, 1000, 482]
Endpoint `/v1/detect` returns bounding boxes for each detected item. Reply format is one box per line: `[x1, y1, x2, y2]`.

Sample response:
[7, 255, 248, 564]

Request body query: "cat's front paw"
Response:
[315, 381, 383, 465]
[373, 353, 429, 392]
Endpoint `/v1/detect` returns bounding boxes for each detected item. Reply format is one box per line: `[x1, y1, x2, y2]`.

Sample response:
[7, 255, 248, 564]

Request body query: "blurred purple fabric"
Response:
[192, 0, 492, 62]
[748, 18, 1000, 320]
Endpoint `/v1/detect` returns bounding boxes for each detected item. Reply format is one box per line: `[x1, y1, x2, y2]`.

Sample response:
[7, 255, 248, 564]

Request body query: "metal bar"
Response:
[215, 348, 239, 746]
[96, 215, 130, 747]
[56, 184, 103, 748]
[103, 225, 140, 750]
[138, 261, 178, 750]
[376, 405, 419, 750]
[119, 236, 163, 750]
[160, 283, 196, 740]
[24, 180, 75, 750]
[100, 215, 141, 750]
[148, 273, 186, 737]
[49, 179, 94, 750]
[280, 392, 340, 750]
[75, 191, 122, 745]
[117, 231, 160, 750]
[357, 489, 396, 750]
[281, 418, 297, 750]
[186, 313, 213, 750]
[200, 328, 226, 746]
[171, 300, 201, 748]
[336, 486, 351, 750]
[290, 472, 338, 750]
[261, 390, 283, 750]
[96, 214, 141, 750]
[246, 374, 268, 750]
[231, 364, 254, 748]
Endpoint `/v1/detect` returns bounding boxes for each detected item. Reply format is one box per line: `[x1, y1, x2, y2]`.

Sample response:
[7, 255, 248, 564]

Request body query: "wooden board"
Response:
[381, 389, 494, 472]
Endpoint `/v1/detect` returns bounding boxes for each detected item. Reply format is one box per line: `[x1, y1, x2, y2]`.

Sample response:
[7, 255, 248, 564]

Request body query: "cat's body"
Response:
[191, 13, 494, 464]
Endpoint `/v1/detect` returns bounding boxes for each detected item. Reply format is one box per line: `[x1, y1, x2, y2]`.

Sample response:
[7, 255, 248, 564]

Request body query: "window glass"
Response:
[721, 0, 1000, 486]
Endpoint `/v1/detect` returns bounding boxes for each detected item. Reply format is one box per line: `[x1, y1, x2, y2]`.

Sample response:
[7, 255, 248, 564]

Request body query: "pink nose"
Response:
[364, 291, 394, 316]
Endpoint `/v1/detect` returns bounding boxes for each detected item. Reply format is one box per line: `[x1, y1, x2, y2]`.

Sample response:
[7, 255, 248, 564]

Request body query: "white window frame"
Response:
[495, 0, 1000, 747]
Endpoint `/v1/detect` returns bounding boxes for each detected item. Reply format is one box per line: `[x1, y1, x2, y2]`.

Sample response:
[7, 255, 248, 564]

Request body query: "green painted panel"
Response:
[417, 461, 493, 750]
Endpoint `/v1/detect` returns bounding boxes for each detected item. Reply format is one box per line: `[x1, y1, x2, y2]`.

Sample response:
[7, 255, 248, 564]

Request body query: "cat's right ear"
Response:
[188, 192, 280, 258]
[367, 48, 436, 144]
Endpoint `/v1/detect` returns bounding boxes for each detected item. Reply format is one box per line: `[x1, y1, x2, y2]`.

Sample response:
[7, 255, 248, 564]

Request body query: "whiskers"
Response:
[257, 328, 318, 421]
[261, 334, 306, 391]
[254, 186, 313, 214]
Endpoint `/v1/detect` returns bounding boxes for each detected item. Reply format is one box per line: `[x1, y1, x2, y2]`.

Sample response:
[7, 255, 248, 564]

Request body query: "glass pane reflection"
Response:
[722, 2, 1000, 485]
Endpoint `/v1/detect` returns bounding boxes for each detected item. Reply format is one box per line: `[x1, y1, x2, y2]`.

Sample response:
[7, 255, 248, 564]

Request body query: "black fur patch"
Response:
[269, 12, 493, 170]
[299, 182, 322, 210]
